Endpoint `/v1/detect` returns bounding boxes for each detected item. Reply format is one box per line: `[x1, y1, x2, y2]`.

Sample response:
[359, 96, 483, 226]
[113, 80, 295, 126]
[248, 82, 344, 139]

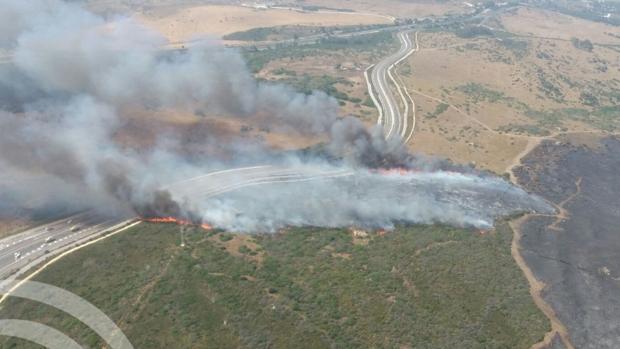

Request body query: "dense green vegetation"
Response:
[455, 25, 495, 39]
[276, 74, 360, 103]
[242, 31, 396, 72]
[426, 102, 450, 119]
[497, 38, 529, 59]
[457, 83, 516, 104]
[224, 24, 392, 42]
[526, 106, 620, 132]
[224, 27, 276, 41]
[497, 123, 551, 136]
[299, 5, 353, 13]
[571, 37, 594, 52]
[0, 222, 548, 348]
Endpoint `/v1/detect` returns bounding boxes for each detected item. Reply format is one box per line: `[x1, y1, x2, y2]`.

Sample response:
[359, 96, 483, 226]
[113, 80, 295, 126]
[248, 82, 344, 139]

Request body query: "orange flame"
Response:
[141, 216, 212, 231]
[375, 168, 464, 176]
[375, 167, 417, 176]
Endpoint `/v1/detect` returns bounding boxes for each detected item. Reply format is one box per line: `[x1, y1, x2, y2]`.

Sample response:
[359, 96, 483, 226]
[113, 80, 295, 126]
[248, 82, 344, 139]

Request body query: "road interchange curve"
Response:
[0, 166, 354, 280]
[0, 29, 419, 283]
[367, 31, 419, 142]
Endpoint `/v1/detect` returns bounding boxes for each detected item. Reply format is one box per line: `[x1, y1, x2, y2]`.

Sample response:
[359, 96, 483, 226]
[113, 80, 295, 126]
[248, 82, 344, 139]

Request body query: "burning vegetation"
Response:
[0, 0, 552, 233]
[141, 216, 212, 231]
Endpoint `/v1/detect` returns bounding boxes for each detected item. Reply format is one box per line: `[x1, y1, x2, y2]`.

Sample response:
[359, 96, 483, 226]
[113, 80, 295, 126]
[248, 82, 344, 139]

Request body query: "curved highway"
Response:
[367, 31, 418, 142]
[0, 166, 353, 280]
[0, 213, 135, 282]
[167, 165, 353, 201]
[0, 31, 420, 281]
[0, 29, 419, 284]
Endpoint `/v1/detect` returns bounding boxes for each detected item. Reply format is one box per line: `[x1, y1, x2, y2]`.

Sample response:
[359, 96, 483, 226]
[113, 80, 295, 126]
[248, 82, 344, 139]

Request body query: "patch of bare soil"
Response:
[136, 5, 391, 42]
[115, 107, 322, 156]
[400, 27, 620, 173]
[501, 7, 620, 45]
[299, 0, 467, 19]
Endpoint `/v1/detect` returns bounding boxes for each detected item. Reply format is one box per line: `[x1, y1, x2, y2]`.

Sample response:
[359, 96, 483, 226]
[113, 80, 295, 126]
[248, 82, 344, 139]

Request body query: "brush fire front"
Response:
[141, 216, 213, 231]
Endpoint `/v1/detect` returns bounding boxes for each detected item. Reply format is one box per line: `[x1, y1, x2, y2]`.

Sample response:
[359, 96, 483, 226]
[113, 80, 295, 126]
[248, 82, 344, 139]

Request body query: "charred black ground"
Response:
[514, 136, 620, 349]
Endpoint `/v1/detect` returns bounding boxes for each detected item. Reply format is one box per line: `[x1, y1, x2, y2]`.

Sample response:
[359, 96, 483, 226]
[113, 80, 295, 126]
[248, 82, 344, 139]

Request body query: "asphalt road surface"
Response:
[0, 166, 354, 280]
[166, 165, 353, 201]
[0, 27, 418, 281]
[0, 212, 134, 280]
[367, 30, 418, 142]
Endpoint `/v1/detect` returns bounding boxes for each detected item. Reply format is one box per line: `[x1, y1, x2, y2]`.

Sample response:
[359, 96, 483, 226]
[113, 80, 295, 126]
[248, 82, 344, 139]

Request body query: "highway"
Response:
[367, 30, 419, 142]
[0, 212, 135, 281]
[0, 29, 420, 281]
[0, 166, 353, 280]
[0, 5, 489, 282]
[166, 165, 353, 201]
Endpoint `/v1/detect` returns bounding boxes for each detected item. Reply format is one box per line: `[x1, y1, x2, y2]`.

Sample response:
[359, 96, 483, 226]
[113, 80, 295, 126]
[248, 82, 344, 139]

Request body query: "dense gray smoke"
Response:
[180, 168, 552, 232]
[0, 0, 552, 231]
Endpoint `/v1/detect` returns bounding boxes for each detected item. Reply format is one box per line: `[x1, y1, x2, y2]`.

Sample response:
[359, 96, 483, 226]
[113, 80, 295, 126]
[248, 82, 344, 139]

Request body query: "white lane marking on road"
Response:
[397, 32, 419, 143]
[364, 64, 383, 125]
[201, 172, 355, 199]
[367, 30, 417, 141]
[162, 165, 274, 190]
[191, 171, 355, 200]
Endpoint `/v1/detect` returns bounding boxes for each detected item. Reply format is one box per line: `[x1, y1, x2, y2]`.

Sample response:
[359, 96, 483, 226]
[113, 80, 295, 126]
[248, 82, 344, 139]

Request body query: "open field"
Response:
[298, 0, 468, 18]
[502, 7, 620, 45]
[0, 222, 549, 348]
[219, 6, 619, 174]
[111, 4, 620, 177]
[111, 30, 399, 152]
[117, 106, 324, 152]
[247, 31, 398, 121]
[397, 20, 620, 173]
[407, 95, 529, 174]
[136, 5, 393, 42]
[4, 2, 619, 347]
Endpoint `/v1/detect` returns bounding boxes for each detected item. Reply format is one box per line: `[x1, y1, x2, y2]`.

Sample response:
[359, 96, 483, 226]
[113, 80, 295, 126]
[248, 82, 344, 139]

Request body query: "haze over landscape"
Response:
[0, 0, 619, 348]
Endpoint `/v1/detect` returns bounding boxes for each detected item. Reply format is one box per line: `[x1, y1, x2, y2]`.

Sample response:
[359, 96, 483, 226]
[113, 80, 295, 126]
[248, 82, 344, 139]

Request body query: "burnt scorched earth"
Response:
[514, 136, 620, 349]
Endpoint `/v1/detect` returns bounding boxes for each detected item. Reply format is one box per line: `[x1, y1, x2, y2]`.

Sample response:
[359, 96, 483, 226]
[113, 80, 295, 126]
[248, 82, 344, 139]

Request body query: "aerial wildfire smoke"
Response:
[0, 0, 552, 232]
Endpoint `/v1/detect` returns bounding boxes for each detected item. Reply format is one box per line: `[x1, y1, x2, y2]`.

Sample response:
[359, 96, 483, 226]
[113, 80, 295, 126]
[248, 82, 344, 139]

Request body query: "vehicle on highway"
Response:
[70, 225, 81, 232]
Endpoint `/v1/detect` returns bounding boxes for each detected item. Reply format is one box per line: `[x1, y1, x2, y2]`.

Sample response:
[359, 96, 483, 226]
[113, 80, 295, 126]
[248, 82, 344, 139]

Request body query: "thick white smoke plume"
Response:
[182, 168, 552, 232]
[0, 0, 552, 231]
